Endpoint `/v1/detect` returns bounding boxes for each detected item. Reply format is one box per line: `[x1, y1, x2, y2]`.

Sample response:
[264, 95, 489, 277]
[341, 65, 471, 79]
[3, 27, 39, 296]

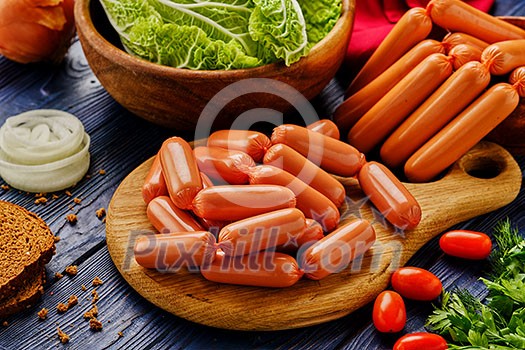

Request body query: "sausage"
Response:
[510, 66, 525, 97]
[380, 61, 491, 169]
[405, 83, 520, 183]
[346, 7, 433, 96]
[306, 119, 340, 139]
[442, 32, 489, 52]
[427, 0, 525, 43]
[193, 146, 255, 185]
[142, 154, 168, 204]
[201, 251, 303, 288]
[481, 40, 525, 75]
[217, 208, 306, 256]
[206, 129, 271, 163]
[448, 43, 483, 70]
[147, 196, 204, 233]
[263, 143, 346, 207]
[358, 162, 421, 230]
[247, 165, 340, 231]
[192, 185, 296, 222]
[347, 53, 454, 154]
[300, 219, 376, 280]
[134, 231, 216, 271]
[200, 172, 214, 188]
[336, 39, 446, 133]
[271, 124, 366, 177]
[277, 218, 325, 254]
[159, 137, 202, 210]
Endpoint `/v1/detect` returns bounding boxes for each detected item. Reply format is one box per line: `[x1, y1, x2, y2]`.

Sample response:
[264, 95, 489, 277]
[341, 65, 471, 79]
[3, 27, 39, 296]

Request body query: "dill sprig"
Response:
[426, 219, 525, 349]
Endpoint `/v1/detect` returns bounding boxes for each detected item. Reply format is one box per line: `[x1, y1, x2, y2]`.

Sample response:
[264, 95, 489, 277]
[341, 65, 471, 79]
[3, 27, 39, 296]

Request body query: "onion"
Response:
[0, 109, 90, 193]
[0, 0, 76, 64]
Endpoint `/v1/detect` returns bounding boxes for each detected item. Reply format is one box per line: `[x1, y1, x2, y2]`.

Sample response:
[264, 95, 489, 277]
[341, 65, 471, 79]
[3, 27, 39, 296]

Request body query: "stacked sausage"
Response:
[335, 0, 525, 183]
[135, 121, 421, 288]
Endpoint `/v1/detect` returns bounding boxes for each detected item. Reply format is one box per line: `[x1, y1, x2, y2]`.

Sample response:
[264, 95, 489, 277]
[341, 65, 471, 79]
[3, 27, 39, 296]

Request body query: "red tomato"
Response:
[372, 291, 406, 333]
[439, 230, 492, 260]
[391, 267, 442, 301]
[393, 332, 448, 350]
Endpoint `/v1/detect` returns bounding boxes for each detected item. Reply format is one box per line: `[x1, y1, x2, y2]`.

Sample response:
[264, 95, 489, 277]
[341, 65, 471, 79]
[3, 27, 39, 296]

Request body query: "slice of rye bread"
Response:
[0, 200, 55, 302]
[0, 269, 46, 319]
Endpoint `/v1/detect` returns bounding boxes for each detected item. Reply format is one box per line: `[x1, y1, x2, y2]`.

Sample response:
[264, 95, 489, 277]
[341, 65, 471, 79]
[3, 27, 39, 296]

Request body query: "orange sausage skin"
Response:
[277, 218, 325, 254]
[346, 7, 433, 96]
[218, 208, 306, 256]
[206, 129, 271, 163]
[193, 146, 255, 185]
[159, 137, 203, 210]
[448, 44, 483, 70]
[442, 32, 489, 52]
[510, 66, 525, 97]
[358, 162, 421, 230]
[301, 219, 376, 280]
[192, 185, 296, 222]
[201, 251, 303, 288]
[134, 231, 216, 271]
[347, 53, 453, 154]
[263, 143, 346, 207]
[481, 40, 525, 75]
[428, 0, 525, 43]
[306, 119, 340, 139]
[271, 124, 366, 177]
[336, 39, 446, 132]
[405, 83, 520, 183]
[380, 61, 491, 169]
[247, 165, 340, 231]
[142, 155, 168, 204]
[147, 196, 204, 233]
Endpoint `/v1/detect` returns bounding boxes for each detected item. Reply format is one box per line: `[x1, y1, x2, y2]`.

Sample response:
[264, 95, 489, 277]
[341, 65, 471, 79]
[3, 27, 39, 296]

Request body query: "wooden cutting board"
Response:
[106, 141, 522, 331]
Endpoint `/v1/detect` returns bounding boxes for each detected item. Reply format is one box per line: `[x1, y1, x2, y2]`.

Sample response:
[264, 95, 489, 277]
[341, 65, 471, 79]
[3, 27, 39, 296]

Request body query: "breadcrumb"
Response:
[57, 303, 68, 313]
[34, 197, 47, 205]
[65, 265, 78, 276]
[83, 305, 98, 319]
[55, 272, 63, 280]
[66, 213, 77, 224]
[65, 190, 72, 197]
[53, 236, 61, 242]
[73, 197, 82, 204]
[92, 277, 103, 287]
[2, 321, 8, 327]
[99, 169, 106, 175]
[37, 308, 48, 320]
[52, 194, 59, 200]
[118, 331, 123, 338]
[67, 295, 78, 308]
[95, 208, 106, 219]
[89, 318, 103, 331]
[81, 284, 87, 292]
[57, 327, 69, 343]
[1, 184, 9, 191]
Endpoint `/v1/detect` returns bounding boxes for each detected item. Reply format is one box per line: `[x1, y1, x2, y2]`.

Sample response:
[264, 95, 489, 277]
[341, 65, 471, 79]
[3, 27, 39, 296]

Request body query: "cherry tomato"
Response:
[391, 267, 442, 301]
[439, 230, 492, 260]
[372, 290, 406, 333]
[393, 332, 448, 350]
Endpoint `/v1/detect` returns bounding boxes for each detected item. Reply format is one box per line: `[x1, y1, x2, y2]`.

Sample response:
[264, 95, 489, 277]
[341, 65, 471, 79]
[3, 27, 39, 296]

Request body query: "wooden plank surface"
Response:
[0, 1, 524, 347]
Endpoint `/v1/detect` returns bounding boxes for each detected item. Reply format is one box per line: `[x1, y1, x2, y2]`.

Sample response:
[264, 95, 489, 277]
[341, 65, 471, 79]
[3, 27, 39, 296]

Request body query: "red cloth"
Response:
[345, 0, 495, 74]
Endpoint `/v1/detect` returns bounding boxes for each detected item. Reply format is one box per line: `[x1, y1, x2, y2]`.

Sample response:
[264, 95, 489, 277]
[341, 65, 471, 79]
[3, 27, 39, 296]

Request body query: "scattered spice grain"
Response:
[57, 327, 69, 343]
[37, 308, 48, 320]
[65, 265, 78, 276]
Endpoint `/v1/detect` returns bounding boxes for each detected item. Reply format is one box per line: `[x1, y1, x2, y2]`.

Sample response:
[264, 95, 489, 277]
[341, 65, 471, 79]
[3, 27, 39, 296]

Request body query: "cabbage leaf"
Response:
[100, 0, 340, 70]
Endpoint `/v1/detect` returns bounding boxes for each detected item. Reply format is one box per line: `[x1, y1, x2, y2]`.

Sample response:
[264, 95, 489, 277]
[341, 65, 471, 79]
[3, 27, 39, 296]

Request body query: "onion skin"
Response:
[0, 0, 76, 64]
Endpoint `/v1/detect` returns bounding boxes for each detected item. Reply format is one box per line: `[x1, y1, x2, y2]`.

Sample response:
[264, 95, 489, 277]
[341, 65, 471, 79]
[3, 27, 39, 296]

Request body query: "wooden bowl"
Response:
[74, 0, 356, 130]
[486, 17, 525, 156]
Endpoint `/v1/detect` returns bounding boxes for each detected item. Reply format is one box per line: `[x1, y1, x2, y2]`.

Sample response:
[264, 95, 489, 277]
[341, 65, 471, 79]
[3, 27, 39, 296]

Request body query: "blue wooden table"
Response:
[0, 2, 524, 349]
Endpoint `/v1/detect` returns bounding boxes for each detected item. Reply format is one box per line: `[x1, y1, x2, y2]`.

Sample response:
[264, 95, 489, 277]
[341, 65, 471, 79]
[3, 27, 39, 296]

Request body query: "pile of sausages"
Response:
[134, 121, 421, 288]
[335, 0, 525, 183]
